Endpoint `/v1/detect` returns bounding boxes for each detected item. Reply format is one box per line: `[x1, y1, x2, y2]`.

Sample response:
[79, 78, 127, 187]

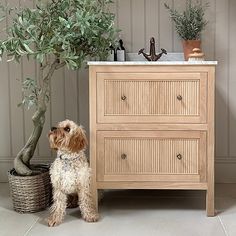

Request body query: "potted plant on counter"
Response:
[0, 0, 117, 213]
[164, 0, 209, 60]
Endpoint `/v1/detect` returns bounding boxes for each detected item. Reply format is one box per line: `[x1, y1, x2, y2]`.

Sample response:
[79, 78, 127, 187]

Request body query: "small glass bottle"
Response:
[107, 45, 117, 61]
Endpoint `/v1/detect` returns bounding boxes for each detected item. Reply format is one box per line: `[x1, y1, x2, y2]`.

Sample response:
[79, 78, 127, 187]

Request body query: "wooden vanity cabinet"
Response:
[89, 63, 216, 216]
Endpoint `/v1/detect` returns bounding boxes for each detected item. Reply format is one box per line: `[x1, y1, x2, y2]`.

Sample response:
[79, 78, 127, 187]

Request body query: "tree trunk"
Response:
[14, 110, 45, 176]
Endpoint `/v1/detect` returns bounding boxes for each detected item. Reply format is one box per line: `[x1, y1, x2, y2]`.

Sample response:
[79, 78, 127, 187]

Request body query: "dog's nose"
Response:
[51, 127, 57, 132]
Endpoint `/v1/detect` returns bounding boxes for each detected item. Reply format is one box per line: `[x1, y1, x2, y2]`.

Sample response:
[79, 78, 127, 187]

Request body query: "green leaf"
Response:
[59, 16, 67, 25]
[22, 43, 34, 53]
[18, 16, 23, 25]
[17, 102, 23, 108]
[36, 53, 44, 63]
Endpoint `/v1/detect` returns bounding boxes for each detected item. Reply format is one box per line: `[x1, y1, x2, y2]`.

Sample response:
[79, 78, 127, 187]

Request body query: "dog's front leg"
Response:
[48, 189, 67, 227]
[78, 182, 99, 222]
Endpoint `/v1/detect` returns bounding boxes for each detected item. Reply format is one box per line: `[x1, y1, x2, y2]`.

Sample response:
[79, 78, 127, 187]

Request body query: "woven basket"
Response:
[8, 164, 52, 213]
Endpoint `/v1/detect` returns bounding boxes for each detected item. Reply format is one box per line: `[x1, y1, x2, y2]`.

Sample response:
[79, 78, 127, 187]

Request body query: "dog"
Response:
[47, 119, 99, 227]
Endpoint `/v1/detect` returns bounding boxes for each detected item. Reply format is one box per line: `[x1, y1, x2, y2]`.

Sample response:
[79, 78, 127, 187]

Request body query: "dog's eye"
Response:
[64, 127, 70, 132]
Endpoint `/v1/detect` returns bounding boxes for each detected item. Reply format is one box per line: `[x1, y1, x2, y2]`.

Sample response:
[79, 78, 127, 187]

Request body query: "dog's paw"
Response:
[83, 213, 99, 223]
[47, 216, 62, 227]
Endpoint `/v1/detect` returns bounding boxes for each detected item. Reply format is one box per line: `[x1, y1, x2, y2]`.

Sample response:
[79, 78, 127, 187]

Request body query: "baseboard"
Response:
[1, 158, 236, 183]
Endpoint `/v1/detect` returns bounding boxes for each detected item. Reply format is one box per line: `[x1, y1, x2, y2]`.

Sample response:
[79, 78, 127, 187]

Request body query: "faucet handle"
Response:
[138, 48, 145, 55]
[161, 48, 167, 55]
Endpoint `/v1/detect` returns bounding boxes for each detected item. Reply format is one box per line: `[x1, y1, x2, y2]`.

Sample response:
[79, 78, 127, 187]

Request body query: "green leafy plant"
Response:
[0, 0, 117, 176]
[164, 0, 209, 40]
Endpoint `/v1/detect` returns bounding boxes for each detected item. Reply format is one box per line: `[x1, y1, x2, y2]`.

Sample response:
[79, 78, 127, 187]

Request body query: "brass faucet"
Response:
[138, 37, 167, 61]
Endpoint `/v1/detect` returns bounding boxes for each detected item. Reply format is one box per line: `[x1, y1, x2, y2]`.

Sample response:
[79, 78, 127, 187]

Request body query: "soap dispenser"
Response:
[117, 39, 126, 61]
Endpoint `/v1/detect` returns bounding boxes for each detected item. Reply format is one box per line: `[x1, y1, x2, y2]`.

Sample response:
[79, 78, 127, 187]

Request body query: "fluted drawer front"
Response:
[104, 138, 198, 174]
[105, 80, 199, 115]
[97, 131, 206, 182]
[97, 73, 207, 123]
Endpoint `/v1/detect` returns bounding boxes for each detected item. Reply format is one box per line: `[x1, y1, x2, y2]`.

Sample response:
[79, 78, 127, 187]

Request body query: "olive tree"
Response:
[0, 0, 117, 176]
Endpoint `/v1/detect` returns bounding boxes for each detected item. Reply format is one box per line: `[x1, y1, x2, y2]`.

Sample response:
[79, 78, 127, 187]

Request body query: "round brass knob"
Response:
[121, 95, 127, 101]
[177, 95, 182, 101]
[177, 154, 182, 160]
[121, 153, 127, 160]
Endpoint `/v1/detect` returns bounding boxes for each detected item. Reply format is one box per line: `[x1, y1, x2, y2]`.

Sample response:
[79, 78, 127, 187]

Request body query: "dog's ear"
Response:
[69, 127, 88, 153]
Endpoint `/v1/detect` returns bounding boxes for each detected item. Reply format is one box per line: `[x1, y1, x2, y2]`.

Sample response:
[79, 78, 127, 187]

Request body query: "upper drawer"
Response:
[97, 72, 207, 124]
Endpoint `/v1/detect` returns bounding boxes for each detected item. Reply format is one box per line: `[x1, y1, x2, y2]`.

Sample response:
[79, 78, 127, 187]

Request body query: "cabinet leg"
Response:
[206, 189, 215, 217]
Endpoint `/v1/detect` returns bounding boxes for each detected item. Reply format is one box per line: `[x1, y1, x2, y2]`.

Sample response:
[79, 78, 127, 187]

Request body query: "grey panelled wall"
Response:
[0, 0, 235, 182]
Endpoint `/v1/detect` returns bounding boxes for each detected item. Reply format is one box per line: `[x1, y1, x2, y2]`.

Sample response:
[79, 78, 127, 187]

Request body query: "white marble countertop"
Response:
[88, 61, 218, 65]
[88, 53, 217, 65]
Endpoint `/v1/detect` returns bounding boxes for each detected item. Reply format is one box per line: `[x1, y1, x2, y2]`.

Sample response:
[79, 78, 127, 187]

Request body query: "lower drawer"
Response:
[97, 131, 206, 182]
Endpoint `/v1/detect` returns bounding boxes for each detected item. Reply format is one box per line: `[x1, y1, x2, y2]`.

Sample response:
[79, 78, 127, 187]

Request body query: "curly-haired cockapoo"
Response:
[47, 119, 99, 227]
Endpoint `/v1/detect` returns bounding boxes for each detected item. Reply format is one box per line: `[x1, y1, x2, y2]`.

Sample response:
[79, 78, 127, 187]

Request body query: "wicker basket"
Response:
[8, 165, 52, 213]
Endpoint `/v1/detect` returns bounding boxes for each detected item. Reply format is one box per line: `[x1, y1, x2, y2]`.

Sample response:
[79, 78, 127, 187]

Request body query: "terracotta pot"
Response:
[182, 40, 201, 61]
